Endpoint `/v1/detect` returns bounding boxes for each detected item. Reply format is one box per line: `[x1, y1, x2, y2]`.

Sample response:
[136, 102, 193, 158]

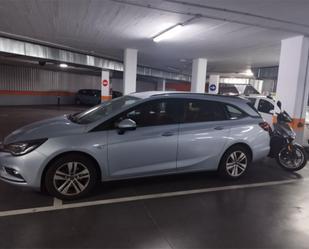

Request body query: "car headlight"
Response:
[3, 138, 48, 156]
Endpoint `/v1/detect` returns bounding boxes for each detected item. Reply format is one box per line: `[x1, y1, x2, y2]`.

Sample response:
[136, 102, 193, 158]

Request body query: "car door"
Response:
[177, 99, 231, 171]
[107, 99, 181, 177]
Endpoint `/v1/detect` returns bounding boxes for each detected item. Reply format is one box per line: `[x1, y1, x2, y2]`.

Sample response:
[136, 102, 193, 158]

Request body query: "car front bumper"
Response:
[0, 150, 48, 189]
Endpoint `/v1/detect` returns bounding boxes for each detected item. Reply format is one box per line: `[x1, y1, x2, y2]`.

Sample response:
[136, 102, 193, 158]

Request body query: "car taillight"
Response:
[259, 122, 272, 134]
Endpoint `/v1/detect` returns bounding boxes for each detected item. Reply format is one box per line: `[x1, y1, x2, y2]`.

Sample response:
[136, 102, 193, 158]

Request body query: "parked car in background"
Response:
[75, 89, 123, 105]
[112, 90, 123, 99]
[219, 83, 260, 95]
[246, 94, 309, 147]
[75, 89, 101, 105]
[0, 92, 270, 200]
[246, 95, 275, 125]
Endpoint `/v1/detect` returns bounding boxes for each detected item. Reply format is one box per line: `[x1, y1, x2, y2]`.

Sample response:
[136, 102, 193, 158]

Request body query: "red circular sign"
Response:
[102, 79, 109, 87]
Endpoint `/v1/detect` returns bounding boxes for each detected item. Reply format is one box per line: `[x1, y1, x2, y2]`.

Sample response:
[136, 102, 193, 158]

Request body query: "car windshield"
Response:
[70, 96, 141, 124]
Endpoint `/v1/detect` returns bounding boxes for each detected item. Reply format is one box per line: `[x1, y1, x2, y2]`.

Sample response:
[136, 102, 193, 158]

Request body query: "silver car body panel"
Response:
[107, 124, 179, 177]
[0, 92, 270, 189]
[4, 115, 86, 144]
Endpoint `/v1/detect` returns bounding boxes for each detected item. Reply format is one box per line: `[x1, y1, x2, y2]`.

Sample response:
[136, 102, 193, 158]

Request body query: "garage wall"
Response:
[0, 64, 101, 105]
[0, 64, 160, 106]
[165, 82, 191, 91]
[111, 78, 157, 92]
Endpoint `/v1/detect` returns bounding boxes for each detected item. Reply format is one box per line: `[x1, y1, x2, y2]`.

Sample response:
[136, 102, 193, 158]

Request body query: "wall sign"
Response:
[101, 71, 110, 101]
[102, 79, 109, 87]
[209, 84, 216, 91]
[208, 75, 220, 94]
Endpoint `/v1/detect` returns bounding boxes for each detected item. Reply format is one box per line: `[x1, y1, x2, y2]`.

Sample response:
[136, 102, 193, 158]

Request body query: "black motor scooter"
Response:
[269, 101, 307, 171]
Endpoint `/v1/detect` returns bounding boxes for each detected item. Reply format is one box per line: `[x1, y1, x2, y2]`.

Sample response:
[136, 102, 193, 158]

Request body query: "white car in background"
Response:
[246, 95, 275, 126]
[246, 94, 309, 147]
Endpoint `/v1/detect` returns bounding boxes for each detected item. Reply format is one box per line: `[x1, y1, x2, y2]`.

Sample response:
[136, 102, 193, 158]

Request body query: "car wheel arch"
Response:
[220, 142, 253, 165]
[40, 151, 102, 191]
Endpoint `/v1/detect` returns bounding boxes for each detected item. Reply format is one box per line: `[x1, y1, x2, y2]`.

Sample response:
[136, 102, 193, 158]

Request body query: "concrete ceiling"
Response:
[0, 0, 308, 74]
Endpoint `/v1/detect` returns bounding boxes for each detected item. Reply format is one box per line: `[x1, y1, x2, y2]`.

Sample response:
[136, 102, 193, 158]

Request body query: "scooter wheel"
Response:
[276, 144, 307, 171]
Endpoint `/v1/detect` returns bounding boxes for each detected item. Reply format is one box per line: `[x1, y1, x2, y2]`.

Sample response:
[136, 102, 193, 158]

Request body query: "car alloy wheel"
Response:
[53, 162, 91, 196]
[45, 154, 98, 200]
[225, 151, 248, 177]
[218, 145, 250, 179]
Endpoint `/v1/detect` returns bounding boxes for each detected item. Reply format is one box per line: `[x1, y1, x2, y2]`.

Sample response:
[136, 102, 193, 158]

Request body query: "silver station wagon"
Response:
[0, 92, 270, 200]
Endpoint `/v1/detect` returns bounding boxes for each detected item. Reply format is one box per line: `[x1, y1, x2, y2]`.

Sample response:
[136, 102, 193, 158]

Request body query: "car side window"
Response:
[182, 100, 227, 123]
[258, 99, 274, 114]
[225, 104, 247, 120]
[115, 100, 181, 128]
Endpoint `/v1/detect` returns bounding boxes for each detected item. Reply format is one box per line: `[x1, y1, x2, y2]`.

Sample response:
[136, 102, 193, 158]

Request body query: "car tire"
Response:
[218, 145, 251, 179]
[44, 154, 98, 200]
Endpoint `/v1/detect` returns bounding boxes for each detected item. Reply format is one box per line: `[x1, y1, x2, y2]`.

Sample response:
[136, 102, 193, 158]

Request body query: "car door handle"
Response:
[161, 132, 175, 137]
[214, 126, 224, 130]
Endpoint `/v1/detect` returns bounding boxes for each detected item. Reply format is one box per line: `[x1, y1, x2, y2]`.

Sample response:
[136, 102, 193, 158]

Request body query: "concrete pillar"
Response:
[276, 35, 309, 144]
[123, 48, 138, 95]
[208, 75, 220, 94]
[157, 79, 166, 91]
[191, 58, 207, 93]
[101, 70, 111, 102]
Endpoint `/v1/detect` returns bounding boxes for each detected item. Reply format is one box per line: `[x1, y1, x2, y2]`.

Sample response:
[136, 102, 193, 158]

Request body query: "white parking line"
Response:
[53, 198, 63, 207]
[0, 178, 306, 218]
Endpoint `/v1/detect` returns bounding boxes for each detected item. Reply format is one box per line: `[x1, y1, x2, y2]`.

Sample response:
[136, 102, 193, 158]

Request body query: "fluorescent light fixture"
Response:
[153, 24, 184, 43]
[59, 63, 68, 68]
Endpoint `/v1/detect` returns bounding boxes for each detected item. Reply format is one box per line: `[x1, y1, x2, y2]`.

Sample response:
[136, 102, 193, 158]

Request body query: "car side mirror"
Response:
[117, 118, 136, 134]
[277, 101, 282, 110]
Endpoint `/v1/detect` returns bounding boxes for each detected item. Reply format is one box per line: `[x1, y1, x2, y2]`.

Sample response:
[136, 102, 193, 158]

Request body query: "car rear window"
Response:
[224, 104, 247, 120]
[182, 99, 227, 123]
[246, 103, 261, 117]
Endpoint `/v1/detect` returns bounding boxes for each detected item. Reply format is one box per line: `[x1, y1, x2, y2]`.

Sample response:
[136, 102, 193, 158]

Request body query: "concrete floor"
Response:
[1, 105, 309, 248]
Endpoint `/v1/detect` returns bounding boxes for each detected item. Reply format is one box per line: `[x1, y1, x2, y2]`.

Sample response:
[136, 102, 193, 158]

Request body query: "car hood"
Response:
[4, 115, 86, 144]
